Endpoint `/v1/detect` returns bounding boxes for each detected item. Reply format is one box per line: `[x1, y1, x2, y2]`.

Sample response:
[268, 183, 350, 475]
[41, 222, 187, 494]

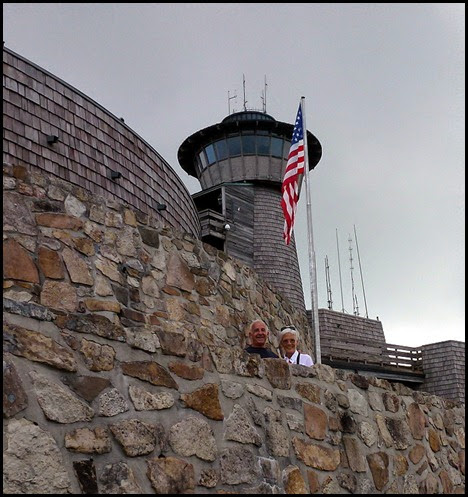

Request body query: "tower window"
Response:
[241, 134, 256, 155]
[205, 144, 216, 165]
[214, 139, 229, 161]
[257, 135, 270, 155]
[271, 137, 283, 158]
[198, 150, 208, 170]
[227, 136, 241, 156]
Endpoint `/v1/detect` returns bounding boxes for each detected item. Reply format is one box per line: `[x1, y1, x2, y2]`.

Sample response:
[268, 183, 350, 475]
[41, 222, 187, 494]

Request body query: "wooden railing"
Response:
[320, 336, 423, 373]
[198, 209, 226, 240]
[383, 343, 423, 371]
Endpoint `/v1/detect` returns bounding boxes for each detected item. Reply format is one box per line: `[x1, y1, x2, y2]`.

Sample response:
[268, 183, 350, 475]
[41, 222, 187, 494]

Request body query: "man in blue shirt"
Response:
[244, 319, 279, 359]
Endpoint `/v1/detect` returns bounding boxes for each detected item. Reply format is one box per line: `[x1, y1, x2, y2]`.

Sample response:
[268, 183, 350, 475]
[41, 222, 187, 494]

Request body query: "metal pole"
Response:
[325, 255, 333, 310]
[336, 228, 345, 313]
[348, 235, 359, 316]
[354, 224, 369, 318]
[301, 96, 321, 364]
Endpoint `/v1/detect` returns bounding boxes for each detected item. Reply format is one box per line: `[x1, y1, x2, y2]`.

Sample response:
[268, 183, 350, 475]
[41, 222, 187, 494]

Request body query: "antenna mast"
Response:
[242, 74, 247, 111]
[336, 228, 345, 313]
[325, 255, 333, 310]
[228, 90, 237, 115]
[354, 224, 369, 318]
[348, 235, 359, 316]
[262, 75, 267, 113]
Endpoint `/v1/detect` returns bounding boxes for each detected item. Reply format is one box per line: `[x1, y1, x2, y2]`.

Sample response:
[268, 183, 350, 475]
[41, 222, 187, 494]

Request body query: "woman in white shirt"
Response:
[279, 326, 314, 367]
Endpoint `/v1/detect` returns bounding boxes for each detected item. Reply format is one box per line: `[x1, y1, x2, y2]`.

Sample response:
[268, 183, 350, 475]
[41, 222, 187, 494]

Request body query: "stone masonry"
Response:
[3, 164, 466, 494]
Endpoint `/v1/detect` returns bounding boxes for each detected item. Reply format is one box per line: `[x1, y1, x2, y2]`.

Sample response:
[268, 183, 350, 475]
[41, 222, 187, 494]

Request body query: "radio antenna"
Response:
[261, 75, 267, 113]
[228, 90, 237, 115]
[336, 228, 346, 313]
[348, 234, 359, 316]
[325, 255, 333, 310]
[242, 74, 247, 111]
[354, 224, 369, 318]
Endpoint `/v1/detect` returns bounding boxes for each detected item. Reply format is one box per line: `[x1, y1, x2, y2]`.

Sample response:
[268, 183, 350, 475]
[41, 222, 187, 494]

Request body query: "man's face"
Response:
[250, 321, 269, 347]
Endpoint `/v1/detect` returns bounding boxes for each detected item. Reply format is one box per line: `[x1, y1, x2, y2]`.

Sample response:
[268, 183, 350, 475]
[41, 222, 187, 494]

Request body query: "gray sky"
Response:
[3, 3, 465, 347]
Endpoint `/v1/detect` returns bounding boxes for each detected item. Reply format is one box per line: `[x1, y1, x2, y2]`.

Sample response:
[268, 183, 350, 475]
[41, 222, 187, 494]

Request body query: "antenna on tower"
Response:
[348, 235, 359, 316]
[336, 228, 346, 313]
[325, 255, 333, 310]
[261, 75, 267, 113]
[242, 74, 247, 111]
[354, 224, 369, 318]
[228, 90, 237, 115]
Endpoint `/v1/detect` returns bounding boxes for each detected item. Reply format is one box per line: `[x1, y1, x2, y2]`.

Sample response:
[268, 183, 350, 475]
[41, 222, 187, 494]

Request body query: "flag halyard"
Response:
[281, 102, 305, 244]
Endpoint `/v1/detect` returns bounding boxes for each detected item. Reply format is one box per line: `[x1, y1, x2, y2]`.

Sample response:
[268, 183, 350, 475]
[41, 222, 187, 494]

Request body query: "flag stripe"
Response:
[281, 102, 305, 245]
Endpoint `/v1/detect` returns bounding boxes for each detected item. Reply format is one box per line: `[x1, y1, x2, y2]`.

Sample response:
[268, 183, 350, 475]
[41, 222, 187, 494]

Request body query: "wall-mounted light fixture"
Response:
[108, 170, 122, 180]
[156, 203, 167, 211]
[46, 135, 59, 144]
[224, 223, 231, 231]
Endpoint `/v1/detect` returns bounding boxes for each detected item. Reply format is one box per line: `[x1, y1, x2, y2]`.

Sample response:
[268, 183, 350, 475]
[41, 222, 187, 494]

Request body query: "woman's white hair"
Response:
[279, 326, 300, 342]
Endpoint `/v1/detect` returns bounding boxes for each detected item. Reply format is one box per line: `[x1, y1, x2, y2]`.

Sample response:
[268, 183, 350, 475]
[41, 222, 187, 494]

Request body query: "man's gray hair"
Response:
[249, 319, 268, 331]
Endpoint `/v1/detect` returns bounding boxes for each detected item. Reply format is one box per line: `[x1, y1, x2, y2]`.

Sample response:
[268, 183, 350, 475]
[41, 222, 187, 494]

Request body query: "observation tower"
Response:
[178, 108, 322, 314]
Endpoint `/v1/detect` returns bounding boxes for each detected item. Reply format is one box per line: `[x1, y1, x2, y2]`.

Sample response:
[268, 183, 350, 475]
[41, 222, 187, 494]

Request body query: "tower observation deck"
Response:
[178, 109, 322, 315]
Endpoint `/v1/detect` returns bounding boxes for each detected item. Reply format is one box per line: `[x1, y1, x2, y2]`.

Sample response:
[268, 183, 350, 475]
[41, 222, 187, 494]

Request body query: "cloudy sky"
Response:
[3, 3, 464, 347]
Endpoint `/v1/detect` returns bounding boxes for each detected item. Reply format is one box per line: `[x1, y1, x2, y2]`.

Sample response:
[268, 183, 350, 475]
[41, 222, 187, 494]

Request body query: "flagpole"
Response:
[300, 96, 322, 364]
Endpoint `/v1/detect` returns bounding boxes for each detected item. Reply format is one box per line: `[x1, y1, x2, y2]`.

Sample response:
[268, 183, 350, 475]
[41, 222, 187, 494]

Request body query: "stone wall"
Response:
[3, 165, 465, 494]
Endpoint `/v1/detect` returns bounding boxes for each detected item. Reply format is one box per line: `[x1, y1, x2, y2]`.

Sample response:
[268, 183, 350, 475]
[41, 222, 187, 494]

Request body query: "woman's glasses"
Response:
[280, 325, 296, 331]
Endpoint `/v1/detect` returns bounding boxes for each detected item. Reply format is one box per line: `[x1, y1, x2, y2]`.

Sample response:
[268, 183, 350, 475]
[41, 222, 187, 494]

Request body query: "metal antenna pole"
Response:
[336, 228, 345, 313]
[242, 74, 247, 111]
[228, 91, 237, 115]
[348, 235, 359, 316]
[264, 75, 267, 113]
[325, 255, 333, 310]
[301, 97, 321, 364]
[354, 224, 369, 318]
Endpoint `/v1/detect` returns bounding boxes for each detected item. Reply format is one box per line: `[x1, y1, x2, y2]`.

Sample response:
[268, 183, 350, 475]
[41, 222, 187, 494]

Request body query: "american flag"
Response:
[281, 102, 305, 245]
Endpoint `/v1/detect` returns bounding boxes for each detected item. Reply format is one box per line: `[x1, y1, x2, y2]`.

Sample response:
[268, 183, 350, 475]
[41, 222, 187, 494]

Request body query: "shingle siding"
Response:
[312, 308, 386, 343]
[3, 47, 200, 237]
[418, 341, 465, 403]
[254, 185, 306, 314]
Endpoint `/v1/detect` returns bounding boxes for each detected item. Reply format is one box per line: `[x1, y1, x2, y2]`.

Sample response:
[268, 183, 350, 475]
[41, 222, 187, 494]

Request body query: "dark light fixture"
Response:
[156, 203, 167, 211]
[46, 135, 59, 144]
[108, 170, 122, 180]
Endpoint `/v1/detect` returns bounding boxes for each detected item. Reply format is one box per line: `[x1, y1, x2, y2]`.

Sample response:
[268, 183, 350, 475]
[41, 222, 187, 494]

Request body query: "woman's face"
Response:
[280, 332, 297, 356]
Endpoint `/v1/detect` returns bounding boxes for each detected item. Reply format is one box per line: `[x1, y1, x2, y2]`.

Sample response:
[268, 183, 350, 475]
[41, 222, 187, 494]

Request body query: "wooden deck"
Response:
[320, 336, 425, 383]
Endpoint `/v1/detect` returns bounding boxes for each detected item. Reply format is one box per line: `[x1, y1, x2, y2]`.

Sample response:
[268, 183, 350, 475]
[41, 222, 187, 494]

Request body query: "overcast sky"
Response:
[4, 3, 465, 347]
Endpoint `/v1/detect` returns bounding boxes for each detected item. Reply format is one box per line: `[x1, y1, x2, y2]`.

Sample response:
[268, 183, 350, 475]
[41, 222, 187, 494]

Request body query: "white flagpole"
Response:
[300, 96, 321, 364]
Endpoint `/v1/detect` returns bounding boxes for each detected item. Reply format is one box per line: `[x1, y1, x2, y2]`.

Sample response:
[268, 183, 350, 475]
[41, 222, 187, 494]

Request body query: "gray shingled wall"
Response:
[224, 184, 255, 267]
[3, 46, 200, 237]
[312, 308, 386, 343]
[419, 340, 465, 403]
[253, 185, 306, 316]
